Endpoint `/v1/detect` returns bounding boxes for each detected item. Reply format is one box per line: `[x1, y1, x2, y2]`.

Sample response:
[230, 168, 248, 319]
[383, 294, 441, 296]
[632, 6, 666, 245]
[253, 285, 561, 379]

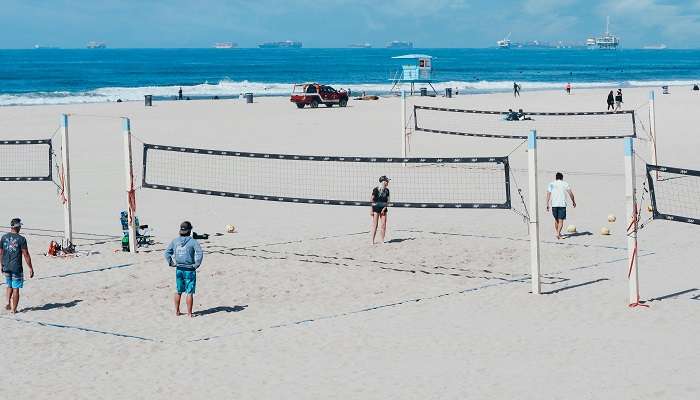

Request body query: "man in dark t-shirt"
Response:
[1, 218, 34, 313]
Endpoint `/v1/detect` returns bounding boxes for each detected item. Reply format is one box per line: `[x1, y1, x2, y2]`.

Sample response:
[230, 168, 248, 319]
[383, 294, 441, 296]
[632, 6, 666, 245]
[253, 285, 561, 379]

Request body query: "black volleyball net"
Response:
[647, 164, 700, 225]
[414, 106, 637, 140]
[0, 139, 53, 181]
[141, 143, 511, 209]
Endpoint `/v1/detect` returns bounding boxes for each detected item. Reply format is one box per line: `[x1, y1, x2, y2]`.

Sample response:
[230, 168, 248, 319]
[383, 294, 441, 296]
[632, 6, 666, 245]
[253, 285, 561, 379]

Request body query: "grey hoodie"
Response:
[164, 236, 203, 270]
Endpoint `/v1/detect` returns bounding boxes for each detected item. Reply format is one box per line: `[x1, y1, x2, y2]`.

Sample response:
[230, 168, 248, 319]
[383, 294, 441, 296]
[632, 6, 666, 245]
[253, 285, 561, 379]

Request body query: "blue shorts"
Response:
[176, 269, 196, 294]
[552, 207, 567, 220]
[4, 273, 24, 289]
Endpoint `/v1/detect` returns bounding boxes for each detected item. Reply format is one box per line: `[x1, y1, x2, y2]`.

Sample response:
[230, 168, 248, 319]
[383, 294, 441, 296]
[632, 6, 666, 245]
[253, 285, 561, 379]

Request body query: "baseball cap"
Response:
[179, 221, 193, 235]
[10, 218, 22, 228]
[379, 175, 390, 183]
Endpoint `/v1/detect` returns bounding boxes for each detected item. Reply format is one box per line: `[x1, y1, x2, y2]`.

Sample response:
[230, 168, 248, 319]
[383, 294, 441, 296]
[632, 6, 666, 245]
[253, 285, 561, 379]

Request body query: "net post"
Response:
[401, 90, 407, 164]
[60, 114, 74, 247]
[528, 130, 541, 294]
[625, 137, 640, 306]
[649, 91, 659, 179]
[122, 117, 138, 253]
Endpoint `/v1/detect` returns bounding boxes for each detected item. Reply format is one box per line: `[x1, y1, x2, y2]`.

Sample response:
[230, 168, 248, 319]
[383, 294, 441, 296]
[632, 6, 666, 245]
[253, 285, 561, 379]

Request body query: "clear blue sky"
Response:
[1, 0, 699, 48]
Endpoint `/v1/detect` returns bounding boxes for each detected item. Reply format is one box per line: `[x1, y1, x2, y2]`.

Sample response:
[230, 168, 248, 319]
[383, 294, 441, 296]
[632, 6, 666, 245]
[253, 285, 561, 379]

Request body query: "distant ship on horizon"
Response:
[386, 41, 413, 49]
[586, 17, 620, 50]
[348, 43, 372, 48]
[86, 41, 106, 49]
[497, 33, 511, 49]
[258, 40, 302, 48]
[643, 44, 667, 50]
[214, 42, 237, 49]
[33, 45, 59, 49]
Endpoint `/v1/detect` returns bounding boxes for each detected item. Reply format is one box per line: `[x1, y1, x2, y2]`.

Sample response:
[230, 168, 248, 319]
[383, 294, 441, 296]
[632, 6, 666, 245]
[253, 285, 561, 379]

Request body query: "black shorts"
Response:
[552, 207, 566, 220]
[372, 206, 387, 215]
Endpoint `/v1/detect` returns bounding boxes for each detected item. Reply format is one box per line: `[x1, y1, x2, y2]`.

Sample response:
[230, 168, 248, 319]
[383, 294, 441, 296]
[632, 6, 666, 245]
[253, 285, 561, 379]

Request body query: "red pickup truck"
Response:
[290, 83, 348, 108]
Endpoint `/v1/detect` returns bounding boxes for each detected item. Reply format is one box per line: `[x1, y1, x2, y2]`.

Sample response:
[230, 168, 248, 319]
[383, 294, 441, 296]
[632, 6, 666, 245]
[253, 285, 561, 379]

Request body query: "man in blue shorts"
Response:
[1, 218, 34, 314]
[164, 221, 203, 317]
[546, 172, 577, 240]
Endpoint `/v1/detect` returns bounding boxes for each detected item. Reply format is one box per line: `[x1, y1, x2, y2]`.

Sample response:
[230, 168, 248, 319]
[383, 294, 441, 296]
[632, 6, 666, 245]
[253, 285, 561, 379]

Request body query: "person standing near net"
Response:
[1, 218, 34, 314]
[614, 89, 624, 111]
[164, 221, 203, 317]
[513, 82, 521, 97]
[370, 176, 390, 244]
[546, 173, 576, 240]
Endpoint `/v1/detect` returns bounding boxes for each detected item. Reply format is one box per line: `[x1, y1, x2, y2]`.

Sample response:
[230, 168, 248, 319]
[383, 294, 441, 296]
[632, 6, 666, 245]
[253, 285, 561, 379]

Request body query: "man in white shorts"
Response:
[546, 172, 576, 239]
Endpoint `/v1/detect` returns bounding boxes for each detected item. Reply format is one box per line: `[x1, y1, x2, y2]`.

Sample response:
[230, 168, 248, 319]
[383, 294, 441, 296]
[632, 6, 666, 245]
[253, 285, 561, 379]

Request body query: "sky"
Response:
[1, 0, 700, 48]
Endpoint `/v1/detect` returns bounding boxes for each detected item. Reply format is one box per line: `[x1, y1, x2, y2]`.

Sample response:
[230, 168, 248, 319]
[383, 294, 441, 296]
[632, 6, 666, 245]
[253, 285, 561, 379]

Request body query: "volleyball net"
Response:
[647, 164, 700, 225]
[0, 139, 53, 181]
[413, 106, 637, 140]
[141, 143, 512, 209]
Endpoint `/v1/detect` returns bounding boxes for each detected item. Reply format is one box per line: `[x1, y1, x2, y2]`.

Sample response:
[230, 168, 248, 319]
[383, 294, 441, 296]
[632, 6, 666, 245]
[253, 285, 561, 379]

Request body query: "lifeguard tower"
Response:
[390, 54, 436, 95]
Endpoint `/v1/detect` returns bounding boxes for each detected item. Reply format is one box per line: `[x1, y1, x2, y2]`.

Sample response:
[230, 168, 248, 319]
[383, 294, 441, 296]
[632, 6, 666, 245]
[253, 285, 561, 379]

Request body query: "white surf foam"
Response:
[1, 78, 698, 106]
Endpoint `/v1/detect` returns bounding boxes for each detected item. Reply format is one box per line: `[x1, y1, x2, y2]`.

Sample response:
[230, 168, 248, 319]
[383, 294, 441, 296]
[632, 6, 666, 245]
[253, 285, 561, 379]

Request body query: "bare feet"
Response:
[4, 304, 9, 311]
[175, 310, 182, 316]
[187, 313, 193, 318]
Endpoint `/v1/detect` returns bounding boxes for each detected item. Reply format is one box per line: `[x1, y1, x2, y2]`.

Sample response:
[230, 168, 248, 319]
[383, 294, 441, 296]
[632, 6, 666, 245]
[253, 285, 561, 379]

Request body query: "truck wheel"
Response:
[339, 98, 348, 107]
[325, 103, 333, 108]
[296, 103, 305, 109]
[310, 99, 319, 108]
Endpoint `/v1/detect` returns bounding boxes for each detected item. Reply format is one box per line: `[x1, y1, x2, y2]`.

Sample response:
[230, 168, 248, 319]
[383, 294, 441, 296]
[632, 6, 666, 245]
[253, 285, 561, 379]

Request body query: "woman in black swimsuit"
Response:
[370, 176, 390, 244]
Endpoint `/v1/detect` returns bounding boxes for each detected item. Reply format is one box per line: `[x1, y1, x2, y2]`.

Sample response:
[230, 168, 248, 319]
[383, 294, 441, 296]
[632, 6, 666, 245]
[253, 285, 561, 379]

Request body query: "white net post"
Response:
[528, 130, 541, 294]
[624, 137, 640, 306]
[649, 91, 659, 179]
[60, 114, 73, 246]
[123, 117, 138, 253]
[401, 90, 407, 162]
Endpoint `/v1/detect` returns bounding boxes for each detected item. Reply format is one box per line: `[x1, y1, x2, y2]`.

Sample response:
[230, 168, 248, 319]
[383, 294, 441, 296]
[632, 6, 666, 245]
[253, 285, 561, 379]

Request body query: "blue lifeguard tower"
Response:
[390, 54, 436, 95]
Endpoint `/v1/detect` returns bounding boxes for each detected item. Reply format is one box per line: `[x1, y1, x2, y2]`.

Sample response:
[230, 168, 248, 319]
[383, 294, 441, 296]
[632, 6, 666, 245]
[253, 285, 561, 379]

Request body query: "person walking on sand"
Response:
[1, 218, 34, 314]
[164, 221, 203, 317]
[565, 82, 571, 95]
[546, 173, 576, 240]
[178, 87, 183, 100]
[513, 82, 520, 97]
[606, 90, 615, 111]
[614, 89, 623, 111]
[370, 176, 390, 244]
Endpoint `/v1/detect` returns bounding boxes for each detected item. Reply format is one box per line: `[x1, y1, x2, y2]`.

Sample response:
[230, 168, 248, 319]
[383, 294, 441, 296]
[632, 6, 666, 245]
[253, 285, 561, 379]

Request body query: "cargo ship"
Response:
[87, 41, 106, 49]
[258, 40, 302, 48]
[386, 41, 413, 49]
[214, 42, 237, 49]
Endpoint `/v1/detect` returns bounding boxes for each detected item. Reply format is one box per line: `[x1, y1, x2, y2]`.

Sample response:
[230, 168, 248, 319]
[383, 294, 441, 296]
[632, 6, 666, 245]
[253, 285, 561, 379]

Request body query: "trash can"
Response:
[245, 93, 254, 103]
[420, 88, 428, 96]
[144, 95, 153, 106]
[445, 88, 452, 98]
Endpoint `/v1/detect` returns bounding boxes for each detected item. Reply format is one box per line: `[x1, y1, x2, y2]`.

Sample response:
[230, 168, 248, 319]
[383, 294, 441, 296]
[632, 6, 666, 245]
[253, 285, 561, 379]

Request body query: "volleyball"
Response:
[607, 214, 617, 223]
[600, 227, 611, 235]
[566, 224, 577, 233]
[225, 224, 236, 233]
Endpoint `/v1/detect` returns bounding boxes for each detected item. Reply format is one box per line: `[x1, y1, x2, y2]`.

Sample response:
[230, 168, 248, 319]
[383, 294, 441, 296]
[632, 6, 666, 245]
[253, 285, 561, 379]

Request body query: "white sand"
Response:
[1, 87, 699, 399]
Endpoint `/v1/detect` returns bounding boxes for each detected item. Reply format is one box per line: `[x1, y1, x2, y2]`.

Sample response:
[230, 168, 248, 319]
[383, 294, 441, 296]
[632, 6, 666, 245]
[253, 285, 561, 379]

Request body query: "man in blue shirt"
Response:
[1, 218, 34, 314]
[164, 221, 203, 317]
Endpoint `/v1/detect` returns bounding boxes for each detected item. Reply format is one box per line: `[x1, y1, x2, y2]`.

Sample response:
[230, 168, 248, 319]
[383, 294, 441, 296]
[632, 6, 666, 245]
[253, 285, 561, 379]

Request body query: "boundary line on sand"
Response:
[0, 316, 160, 342]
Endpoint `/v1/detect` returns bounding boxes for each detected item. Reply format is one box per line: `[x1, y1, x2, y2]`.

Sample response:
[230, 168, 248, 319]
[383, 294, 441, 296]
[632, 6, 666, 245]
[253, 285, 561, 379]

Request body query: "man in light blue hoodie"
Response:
[164, 221, 203, 317]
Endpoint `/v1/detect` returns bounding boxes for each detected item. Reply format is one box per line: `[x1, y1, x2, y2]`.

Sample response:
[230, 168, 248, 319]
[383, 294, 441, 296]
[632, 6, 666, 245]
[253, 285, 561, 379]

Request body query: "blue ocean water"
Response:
[1, 48, 699, 105]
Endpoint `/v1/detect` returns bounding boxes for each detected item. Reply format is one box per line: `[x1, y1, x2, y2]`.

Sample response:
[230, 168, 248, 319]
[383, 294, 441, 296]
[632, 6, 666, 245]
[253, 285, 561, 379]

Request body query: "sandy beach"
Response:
[1, 86, 699, 399]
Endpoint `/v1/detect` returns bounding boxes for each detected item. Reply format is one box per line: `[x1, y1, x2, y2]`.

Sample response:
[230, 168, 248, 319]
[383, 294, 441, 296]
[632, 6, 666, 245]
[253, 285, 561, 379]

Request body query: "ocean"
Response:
[1, 48, 700, 105]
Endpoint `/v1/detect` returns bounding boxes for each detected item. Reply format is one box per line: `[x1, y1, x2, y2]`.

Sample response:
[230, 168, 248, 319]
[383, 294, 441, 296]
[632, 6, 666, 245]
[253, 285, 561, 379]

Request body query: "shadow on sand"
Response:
[193, 305, 248, 317]
[542, 278, 609, 295]
[21, 299, 83, 313]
